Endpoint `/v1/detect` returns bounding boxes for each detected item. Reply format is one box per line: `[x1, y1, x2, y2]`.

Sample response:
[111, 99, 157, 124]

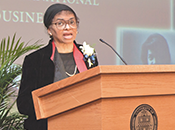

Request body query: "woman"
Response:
[141, 33, 171, 65]
[17, 3, 98, 130]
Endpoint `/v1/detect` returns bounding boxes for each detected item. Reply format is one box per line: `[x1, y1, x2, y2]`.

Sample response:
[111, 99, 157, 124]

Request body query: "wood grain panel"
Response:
[31, 65, 175, 130]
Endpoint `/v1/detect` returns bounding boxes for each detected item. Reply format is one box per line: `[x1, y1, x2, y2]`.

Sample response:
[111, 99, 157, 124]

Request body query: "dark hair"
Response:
[141, 33, 171, 64]
[43, 3, 79, 29]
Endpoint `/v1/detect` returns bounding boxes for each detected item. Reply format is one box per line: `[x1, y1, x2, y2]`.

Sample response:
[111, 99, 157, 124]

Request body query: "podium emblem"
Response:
[130, 104, 158, 130]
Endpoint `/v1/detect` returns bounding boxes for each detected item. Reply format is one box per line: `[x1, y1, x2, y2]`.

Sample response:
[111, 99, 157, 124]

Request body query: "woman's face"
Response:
[48, 11, 78, 45]
[147, 49, 156, 65]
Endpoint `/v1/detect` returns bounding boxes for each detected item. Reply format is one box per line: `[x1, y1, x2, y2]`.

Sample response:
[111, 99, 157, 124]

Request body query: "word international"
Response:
[33, 0, 99, 6]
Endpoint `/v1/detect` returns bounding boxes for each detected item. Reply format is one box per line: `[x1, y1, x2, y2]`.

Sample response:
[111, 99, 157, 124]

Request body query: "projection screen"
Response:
[0, 0, 175, 65]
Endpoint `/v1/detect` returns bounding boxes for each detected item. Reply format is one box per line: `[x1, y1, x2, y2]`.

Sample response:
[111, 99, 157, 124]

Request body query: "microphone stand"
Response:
[99, 39, 127, 65]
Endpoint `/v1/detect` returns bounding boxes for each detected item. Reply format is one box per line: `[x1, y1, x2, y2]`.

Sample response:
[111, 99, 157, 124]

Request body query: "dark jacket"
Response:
[17, 39, 98, 130]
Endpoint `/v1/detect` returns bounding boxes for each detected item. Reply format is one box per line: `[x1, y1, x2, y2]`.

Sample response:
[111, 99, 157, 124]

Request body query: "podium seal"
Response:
[130, 104, 158, 130]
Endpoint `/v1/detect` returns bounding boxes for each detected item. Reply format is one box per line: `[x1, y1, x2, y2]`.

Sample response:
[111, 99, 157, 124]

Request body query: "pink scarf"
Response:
[50, 41, 87, 73]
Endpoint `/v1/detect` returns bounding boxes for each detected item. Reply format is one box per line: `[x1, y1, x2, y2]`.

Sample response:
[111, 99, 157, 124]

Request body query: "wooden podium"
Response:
[32, 65, 175, 130]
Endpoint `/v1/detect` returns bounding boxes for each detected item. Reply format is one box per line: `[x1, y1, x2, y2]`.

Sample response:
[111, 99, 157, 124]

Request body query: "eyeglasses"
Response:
[52, 18, 78, 30]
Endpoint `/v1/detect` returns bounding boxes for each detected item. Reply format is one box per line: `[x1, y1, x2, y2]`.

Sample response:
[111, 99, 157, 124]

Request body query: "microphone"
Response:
[99, 39, 127, 65]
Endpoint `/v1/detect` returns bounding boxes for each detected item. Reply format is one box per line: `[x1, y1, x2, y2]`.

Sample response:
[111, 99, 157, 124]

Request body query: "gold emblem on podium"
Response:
[130, 104, 158, 130]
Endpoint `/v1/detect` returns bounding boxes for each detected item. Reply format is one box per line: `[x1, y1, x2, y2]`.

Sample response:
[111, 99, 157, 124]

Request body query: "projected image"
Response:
[173, 0, 175, 29]
[141, 33, 171, 65]
[117, 29, 175, 65]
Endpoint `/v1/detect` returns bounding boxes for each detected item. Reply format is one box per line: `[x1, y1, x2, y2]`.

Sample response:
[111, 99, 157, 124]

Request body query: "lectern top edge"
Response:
[32, 65, 175, 97]
[32, 65, 175, 120]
